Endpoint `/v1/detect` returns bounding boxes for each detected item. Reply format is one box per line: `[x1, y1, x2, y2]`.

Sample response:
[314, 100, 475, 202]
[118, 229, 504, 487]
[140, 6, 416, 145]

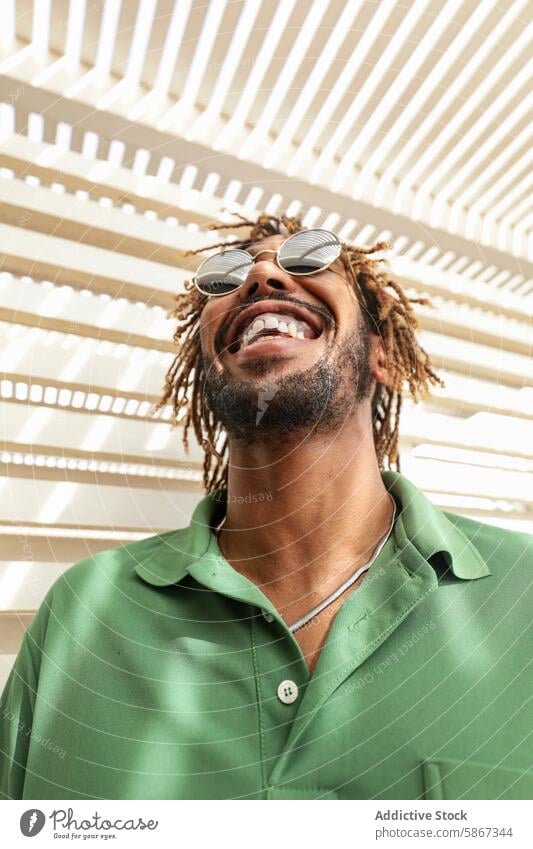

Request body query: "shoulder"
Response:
[69, 530, 181, 577]
[36, 529, 185, 619]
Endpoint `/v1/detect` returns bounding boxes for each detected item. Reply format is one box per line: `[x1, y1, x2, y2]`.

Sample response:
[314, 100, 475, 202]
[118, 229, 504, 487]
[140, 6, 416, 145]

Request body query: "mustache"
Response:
[214, 291, 336, 355]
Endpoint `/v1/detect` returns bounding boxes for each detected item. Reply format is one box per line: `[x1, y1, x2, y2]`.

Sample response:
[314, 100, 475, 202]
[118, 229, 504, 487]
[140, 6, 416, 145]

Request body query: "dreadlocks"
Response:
[153, 212, 443, 493]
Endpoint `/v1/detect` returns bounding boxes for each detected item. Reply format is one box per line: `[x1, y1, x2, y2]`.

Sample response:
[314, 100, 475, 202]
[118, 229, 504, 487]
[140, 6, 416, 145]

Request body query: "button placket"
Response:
[269, 541, 438, 788]
[250, 606, 308, 793]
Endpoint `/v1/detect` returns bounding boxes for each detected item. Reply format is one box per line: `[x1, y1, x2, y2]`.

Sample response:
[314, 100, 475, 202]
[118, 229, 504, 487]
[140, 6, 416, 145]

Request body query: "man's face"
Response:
[198, 233, 383, 443]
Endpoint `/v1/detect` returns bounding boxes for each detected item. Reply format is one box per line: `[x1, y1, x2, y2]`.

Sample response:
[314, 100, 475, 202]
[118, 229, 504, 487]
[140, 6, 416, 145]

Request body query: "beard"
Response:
[201, 317, 374, 446]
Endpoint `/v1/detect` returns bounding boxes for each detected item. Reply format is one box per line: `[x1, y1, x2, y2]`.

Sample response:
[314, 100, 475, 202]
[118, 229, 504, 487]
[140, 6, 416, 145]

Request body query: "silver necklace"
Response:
[213, 494, 396, 633]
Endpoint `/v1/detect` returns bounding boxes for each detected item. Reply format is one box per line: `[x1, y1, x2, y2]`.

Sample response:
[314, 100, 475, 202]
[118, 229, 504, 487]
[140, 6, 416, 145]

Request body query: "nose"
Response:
[238, 256, 290, 302]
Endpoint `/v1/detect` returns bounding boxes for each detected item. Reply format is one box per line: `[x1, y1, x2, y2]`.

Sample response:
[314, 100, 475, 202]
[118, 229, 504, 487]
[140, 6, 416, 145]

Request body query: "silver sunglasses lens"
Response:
[195, 250, 252, 295]
[278, 229, 341, 274]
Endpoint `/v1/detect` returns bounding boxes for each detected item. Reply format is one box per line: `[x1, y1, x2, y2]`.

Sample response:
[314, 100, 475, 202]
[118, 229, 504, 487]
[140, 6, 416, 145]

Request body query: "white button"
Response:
[277, 680, 298, 704]
[261, 608, 274, 623]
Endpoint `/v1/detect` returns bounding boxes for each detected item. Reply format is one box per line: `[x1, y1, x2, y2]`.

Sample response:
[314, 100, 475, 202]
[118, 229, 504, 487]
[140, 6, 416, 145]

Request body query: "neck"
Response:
[217, 409, 395, 612]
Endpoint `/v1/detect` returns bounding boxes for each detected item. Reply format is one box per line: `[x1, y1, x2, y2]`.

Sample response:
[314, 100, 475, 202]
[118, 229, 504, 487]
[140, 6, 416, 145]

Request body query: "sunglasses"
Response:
[193, 228, 342, 297]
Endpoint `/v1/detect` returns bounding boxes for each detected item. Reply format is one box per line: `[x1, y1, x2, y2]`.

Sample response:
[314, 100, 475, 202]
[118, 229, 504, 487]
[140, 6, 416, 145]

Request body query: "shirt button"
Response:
[261, 608, 274, 623]
[277, 680, 299, 704]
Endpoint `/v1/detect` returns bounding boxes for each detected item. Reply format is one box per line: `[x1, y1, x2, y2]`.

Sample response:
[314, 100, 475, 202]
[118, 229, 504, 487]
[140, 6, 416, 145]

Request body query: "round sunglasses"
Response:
[193, 228, 342, 297]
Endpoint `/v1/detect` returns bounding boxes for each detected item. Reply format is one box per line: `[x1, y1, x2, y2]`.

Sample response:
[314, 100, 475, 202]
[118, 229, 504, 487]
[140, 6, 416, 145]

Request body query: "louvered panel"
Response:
[1, 0, 531, 677]
[0, 157, 529, 320]
[1, 80, 530, 276]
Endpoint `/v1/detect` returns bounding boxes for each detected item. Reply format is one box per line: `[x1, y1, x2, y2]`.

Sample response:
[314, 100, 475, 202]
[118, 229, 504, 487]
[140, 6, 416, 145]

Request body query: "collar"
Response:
[134, 472, 490, 587]
[381, 471, 490, 580]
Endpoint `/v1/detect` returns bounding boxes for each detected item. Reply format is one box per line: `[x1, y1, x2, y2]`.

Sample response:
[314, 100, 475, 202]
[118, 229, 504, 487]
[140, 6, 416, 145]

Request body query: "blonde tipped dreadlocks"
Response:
[154, 212, 444, 493]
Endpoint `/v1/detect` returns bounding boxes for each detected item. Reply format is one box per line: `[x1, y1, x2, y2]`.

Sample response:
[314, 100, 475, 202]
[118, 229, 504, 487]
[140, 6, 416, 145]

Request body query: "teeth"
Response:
[240, 312, 314, 349]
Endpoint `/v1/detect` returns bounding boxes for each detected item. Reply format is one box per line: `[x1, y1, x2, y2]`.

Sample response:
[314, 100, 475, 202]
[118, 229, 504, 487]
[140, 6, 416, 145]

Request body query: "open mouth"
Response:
[228, 310, 322, 354]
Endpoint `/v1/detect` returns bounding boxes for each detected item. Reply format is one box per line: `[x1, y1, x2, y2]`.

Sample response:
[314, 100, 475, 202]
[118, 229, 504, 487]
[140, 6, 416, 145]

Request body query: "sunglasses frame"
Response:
[193, 228, 343, 297]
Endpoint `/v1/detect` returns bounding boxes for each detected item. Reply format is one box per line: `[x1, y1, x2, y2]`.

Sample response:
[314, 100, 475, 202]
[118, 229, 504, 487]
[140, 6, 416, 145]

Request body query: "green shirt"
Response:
[1, 472, 532, 800]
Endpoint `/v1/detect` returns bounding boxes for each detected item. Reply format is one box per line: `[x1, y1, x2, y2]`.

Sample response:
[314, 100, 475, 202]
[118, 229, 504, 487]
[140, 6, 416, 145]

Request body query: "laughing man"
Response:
[1, 214, 531, 800]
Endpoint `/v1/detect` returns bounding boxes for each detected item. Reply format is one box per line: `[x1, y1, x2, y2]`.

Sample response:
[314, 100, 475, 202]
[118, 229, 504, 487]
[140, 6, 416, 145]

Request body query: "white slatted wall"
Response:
[0, 0, 531, 689]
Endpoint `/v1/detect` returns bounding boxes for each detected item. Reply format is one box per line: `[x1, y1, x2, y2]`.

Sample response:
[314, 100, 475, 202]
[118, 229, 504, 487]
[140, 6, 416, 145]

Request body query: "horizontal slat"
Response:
[0, 523, 164, 541]
[2, 439, 202, 474]
[0, 531, 150, 562]
[0, 562, 66, 611]
[0, 462, 202, 490]
[1, 403, 204, 464]
[415, 300, 531, 358]
[1, 76, 531, 276]
[0, 175, 218, 267]
[392, 256, 533, 321]
[400, 409, 533, 461]
[424, 373, 532, 420]
[0, 273, 175, 340]
[2, 378, 168, 423]
[1, 320, 174, 401]
[418, 330, 533, 389]
[0, 133, 234, 230]
[4, 367, 532, 432]
[403, 457, 533, 505]
[428, 507, 533, 535]
[0, 222, 186, 308]
[0, 307, 176, 353]
[0, 477, 202, 530]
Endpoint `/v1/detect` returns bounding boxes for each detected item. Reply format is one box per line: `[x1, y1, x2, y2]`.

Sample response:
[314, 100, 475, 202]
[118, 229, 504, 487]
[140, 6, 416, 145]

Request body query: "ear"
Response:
[369, 331, 394, 389]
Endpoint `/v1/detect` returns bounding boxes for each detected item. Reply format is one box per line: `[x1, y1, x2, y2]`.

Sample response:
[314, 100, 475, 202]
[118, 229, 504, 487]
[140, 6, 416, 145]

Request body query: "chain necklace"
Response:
[213, 494, 397, 633]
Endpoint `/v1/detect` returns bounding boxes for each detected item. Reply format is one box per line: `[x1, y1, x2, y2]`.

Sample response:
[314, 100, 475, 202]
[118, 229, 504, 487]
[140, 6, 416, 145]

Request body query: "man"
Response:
[1, 214, 531, 800]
